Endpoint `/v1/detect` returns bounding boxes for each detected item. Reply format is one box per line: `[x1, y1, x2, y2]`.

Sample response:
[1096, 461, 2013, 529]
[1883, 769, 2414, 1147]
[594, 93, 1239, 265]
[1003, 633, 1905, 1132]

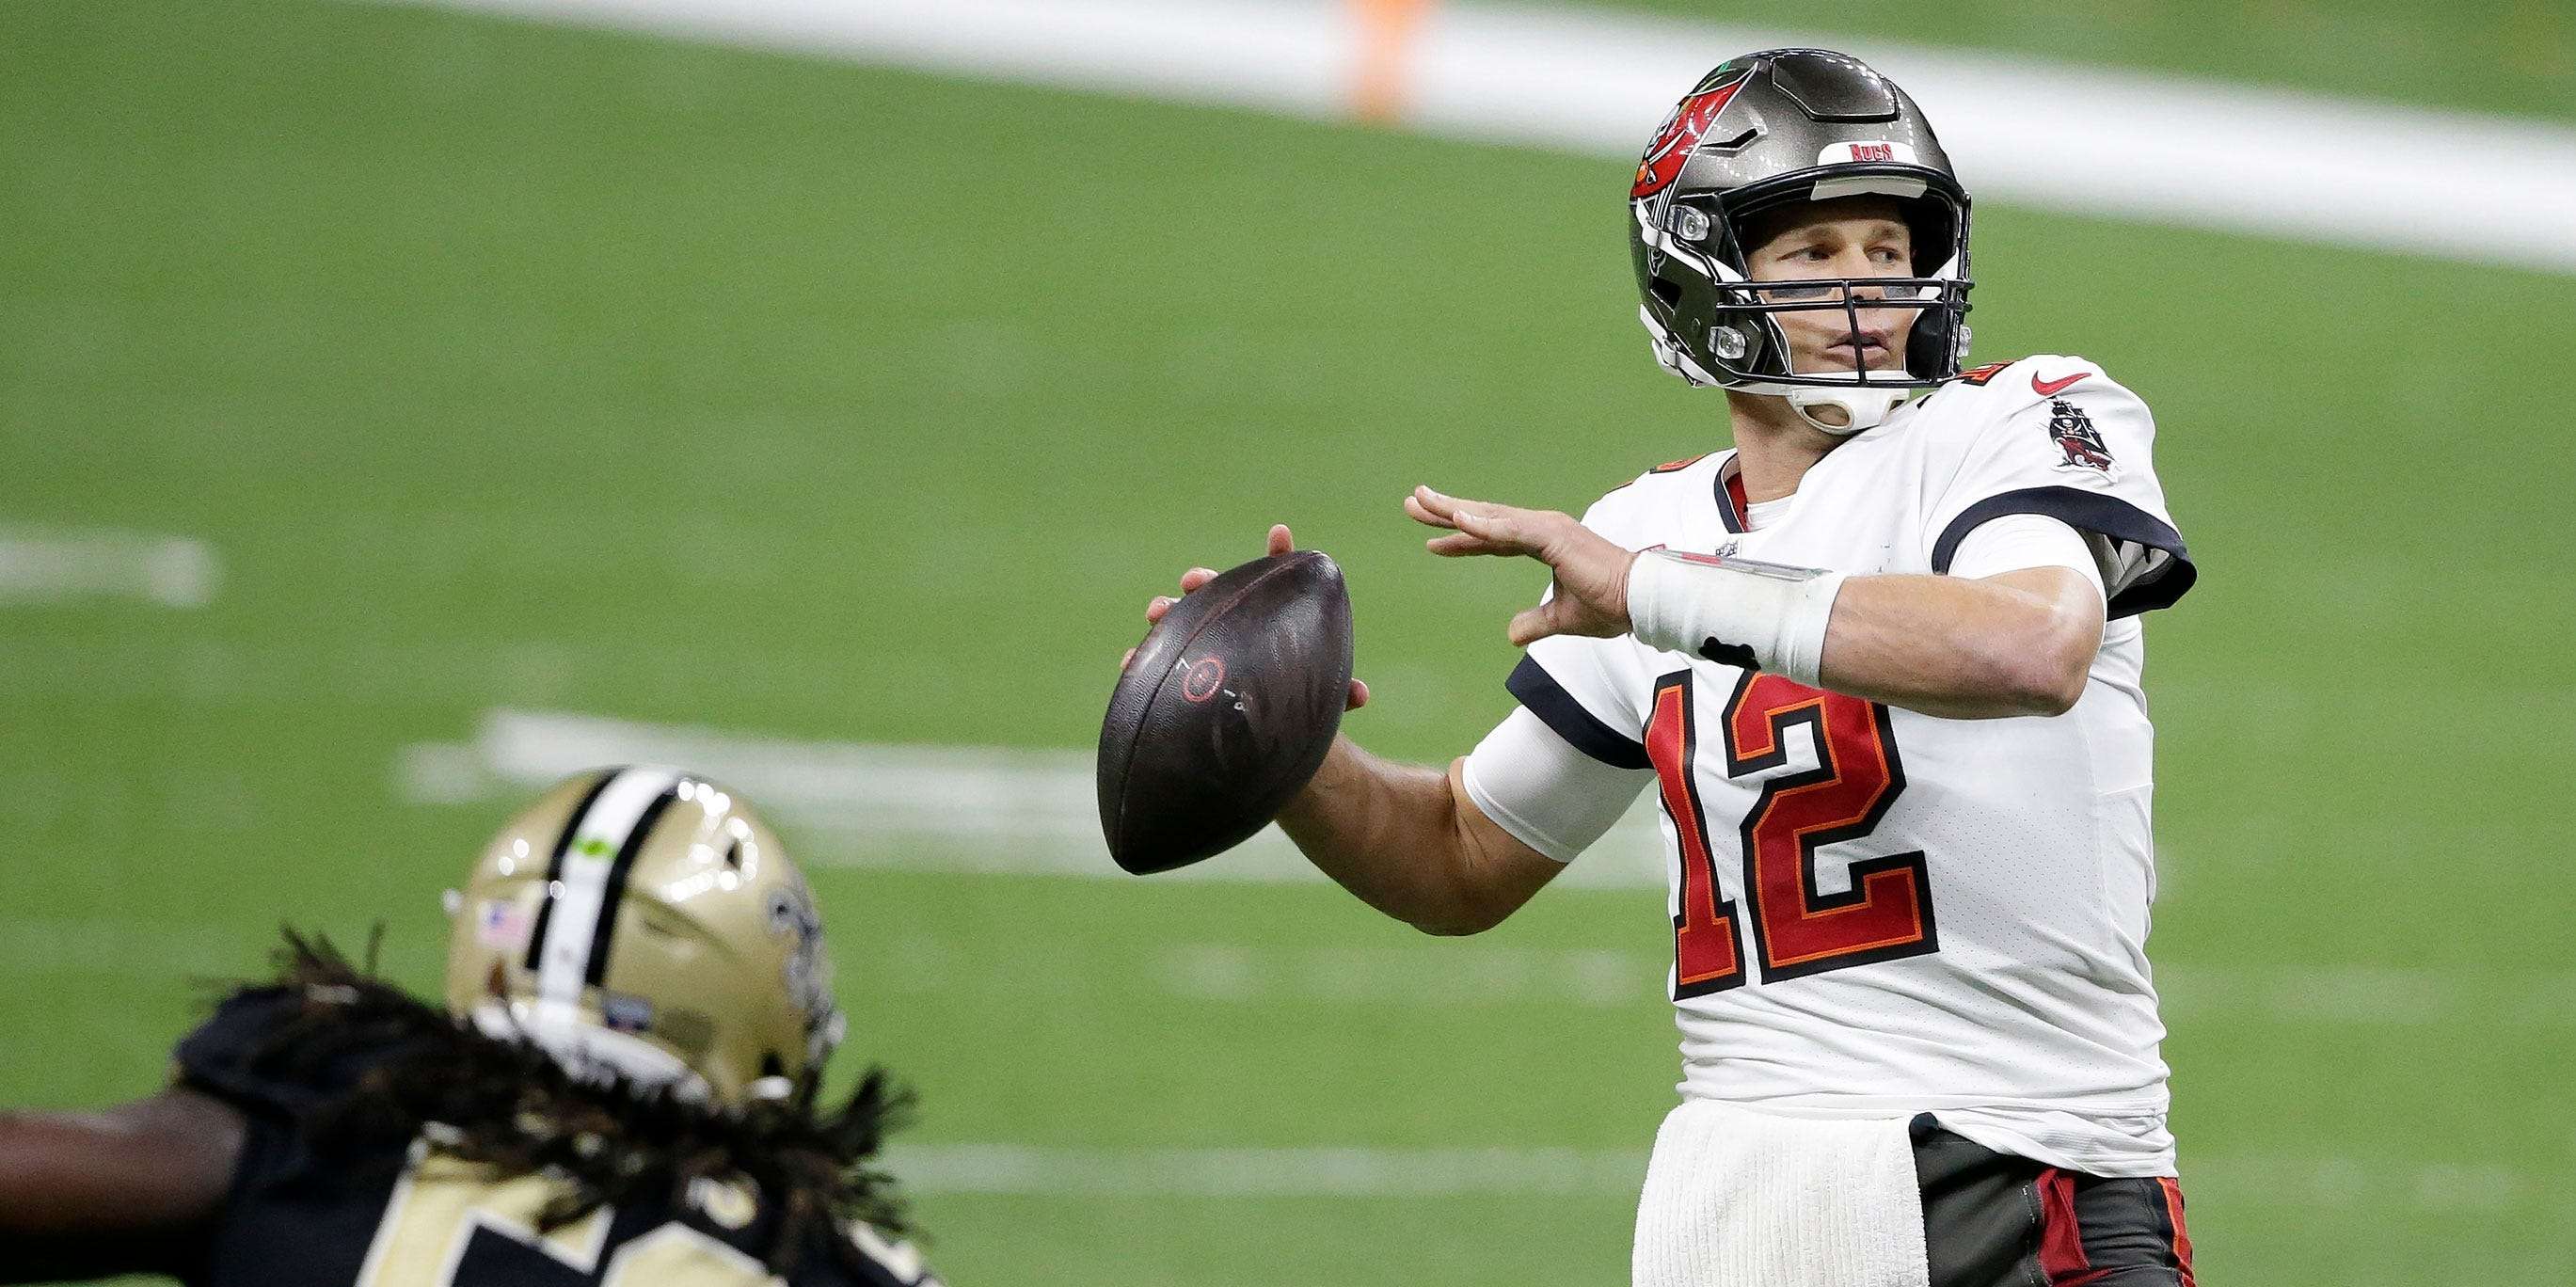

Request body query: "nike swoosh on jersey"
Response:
[2031, 369, 2090, 395]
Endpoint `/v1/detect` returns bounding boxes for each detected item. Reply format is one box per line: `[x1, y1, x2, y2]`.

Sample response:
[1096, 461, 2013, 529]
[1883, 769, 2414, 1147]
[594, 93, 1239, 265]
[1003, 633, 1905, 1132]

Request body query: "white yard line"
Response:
[395, 706, 1672, 888]
[382, 0, 2576, 274]
[882, 1141, 2552, 1213]
[0, 528, 220, 608]
[891, 1142, 1648, 1199]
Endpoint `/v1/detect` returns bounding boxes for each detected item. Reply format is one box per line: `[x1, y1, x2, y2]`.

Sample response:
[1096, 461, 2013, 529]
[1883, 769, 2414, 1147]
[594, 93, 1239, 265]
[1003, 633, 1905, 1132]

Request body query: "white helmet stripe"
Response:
[530, 766, 684, 1029]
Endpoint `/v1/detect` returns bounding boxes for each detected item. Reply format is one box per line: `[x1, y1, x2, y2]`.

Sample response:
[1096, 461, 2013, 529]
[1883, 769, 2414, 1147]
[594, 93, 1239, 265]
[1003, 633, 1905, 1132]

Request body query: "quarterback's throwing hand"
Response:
[1407, 485, 1637, 646]
[1125, 522, 1370, 710]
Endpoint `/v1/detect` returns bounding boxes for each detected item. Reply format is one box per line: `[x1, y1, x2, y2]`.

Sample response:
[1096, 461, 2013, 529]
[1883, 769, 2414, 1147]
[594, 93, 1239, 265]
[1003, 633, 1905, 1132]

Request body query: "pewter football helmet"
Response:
[1630, 49, 1973, 431]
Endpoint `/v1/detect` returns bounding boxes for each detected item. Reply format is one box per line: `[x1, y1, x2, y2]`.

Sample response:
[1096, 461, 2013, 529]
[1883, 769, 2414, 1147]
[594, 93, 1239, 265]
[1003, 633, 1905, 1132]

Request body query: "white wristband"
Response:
[1625, 550, 1847, 686]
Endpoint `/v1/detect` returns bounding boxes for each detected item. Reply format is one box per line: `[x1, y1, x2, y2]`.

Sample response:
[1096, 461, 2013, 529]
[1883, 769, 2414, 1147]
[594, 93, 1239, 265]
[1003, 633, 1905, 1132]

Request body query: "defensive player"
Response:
[1133, 49, 2197, 1287]
[0, 767, 941, 1287]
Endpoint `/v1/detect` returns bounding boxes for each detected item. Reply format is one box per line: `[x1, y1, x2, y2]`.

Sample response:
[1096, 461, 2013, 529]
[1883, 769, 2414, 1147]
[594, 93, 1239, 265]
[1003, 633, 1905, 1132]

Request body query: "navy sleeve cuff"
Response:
[1931, 485, 2199, 619]
[1506, 655, 1650, 770]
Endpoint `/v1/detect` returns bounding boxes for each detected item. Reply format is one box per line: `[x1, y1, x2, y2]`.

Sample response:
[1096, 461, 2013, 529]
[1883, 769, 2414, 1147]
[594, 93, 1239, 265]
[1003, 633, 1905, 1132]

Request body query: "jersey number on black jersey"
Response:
[358, 1155, 762, 1287]
[1648, 670, 1939, 997]
[355, 1147, 932, 1287]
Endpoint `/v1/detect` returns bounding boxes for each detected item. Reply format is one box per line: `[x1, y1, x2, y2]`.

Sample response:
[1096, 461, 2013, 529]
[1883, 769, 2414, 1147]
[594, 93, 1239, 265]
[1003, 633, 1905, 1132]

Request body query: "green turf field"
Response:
[3, 2, 2572, 1283]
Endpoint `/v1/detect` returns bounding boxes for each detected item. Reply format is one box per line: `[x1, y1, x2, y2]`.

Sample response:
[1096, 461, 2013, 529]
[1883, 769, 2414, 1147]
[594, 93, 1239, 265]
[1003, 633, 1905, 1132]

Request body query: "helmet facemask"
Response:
[1629, 51, 1977, 434]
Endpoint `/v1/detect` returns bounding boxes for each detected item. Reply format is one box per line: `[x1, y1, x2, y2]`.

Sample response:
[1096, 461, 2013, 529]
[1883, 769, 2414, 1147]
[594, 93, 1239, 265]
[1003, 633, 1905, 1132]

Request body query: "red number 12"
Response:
[1648, 671, 1938, 998]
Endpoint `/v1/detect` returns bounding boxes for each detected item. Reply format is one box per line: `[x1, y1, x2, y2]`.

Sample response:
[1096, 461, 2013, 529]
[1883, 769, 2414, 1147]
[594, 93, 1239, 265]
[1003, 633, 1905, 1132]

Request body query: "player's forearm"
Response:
[1818, 572, 2094, 719]
[0, 1108, 151, 1235]
[1276, 738, 1503, 934]
[0, 1093, 237, 1279]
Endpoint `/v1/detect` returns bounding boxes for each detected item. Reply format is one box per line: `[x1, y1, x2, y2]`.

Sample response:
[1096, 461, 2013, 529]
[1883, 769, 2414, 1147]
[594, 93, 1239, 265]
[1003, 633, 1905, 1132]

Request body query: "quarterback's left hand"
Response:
[1407, 485, 1637, 646]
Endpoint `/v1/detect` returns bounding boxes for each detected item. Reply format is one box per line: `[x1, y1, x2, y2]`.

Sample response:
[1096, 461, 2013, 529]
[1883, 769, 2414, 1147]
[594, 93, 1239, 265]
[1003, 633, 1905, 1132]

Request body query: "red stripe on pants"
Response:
[2156, 1176, 2198, 1287]
[2036, 1169, 2113, 1286]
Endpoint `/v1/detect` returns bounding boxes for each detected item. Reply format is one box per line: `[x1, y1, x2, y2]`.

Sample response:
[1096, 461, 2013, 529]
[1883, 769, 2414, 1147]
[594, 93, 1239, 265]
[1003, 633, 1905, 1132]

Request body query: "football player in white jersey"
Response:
[1132, 48, 2196, 1287]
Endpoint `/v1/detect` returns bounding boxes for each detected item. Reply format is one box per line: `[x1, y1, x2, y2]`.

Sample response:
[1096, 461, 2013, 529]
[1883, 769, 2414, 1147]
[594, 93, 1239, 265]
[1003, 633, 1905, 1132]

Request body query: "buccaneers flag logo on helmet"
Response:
[1631, 72, 1750, 199]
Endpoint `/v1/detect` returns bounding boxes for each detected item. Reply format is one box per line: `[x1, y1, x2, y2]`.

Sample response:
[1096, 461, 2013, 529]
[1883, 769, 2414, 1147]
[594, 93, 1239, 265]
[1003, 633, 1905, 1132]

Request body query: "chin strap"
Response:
[1784, 386, 1912, 436]
[1641, 311, 1927, 433]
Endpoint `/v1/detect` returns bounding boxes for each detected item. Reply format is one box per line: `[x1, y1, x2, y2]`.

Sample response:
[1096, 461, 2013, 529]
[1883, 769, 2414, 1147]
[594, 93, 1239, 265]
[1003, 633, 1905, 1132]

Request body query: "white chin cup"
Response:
[471, 1001, 713, 1103]
[1785, 386, 1911, 436]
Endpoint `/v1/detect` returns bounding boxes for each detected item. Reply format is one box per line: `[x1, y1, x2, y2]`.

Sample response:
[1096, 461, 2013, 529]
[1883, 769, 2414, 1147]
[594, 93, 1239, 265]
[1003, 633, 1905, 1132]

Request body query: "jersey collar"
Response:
[1715, 453, 1751, 534]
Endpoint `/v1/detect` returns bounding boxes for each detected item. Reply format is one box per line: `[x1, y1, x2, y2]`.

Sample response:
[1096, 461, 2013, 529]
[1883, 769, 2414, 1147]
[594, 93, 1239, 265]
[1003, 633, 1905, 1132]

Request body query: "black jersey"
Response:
[173, 988, 941, 1287]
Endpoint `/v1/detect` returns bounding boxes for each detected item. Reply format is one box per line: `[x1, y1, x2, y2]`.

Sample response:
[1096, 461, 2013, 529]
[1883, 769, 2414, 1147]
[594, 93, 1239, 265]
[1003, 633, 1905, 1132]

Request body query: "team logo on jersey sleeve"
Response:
[2046, 399, 2115, 473]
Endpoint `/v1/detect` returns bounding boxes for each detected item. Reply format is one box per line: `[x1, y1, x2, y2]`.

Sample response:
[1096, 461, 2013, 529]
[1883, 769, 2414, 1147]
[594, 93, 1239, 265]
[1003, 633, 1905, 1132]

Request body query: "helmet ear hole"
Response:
[1900, 199, 1958, 276]
[1648, 276, 1683, 310]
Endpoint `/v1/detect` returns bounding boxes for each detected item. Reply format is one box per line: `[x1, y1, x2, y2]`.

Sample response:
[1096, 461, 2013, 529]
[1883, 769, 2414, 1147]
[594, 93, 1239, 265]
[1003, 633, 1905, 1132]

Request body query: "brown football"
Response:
[1097, 550, 1355, 874]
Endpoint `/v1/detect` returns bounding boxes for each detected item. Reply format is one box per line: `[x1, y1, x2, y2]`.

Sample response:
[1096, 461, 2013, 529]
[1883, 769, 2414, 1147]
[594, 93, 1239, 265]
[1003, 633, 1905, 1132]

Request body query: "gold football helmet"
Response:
[442, 767, 845, 1103]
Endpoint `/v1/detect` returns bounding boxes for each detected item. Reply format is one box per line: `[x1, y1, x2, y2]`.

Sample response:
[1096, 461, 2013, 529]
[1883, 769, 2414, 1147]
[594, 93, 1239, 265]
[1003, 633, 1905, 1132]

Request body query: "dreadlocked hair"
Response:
[231, 929, 916, 1276]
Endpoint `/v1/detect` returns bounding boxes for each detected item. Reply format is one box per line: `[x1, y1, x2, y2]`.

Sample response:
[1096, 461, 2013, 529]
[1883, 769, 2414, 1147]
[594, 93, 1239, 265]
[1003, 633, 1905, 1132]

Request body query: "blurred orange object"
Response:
[1351, 0, 1438, 122]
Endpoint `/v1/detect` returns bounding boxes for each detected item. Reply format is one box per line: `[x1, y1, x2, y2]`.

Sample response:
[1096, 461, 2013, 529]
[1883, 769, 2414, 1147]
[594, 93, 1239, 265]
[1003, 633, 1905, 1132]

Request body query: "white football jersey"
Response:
[1508, 356, 2195, 1177]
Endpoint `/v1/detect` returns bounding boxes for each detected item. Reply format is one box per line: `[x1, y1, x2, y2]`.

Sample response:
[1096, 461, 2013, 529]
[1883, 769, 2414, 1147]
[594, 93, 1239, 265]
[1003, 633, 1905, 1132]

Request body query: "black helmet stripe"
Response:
[522, 768, 621, 974]
[581, 785, 681, 986]
[525, 767, 685, 1022]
